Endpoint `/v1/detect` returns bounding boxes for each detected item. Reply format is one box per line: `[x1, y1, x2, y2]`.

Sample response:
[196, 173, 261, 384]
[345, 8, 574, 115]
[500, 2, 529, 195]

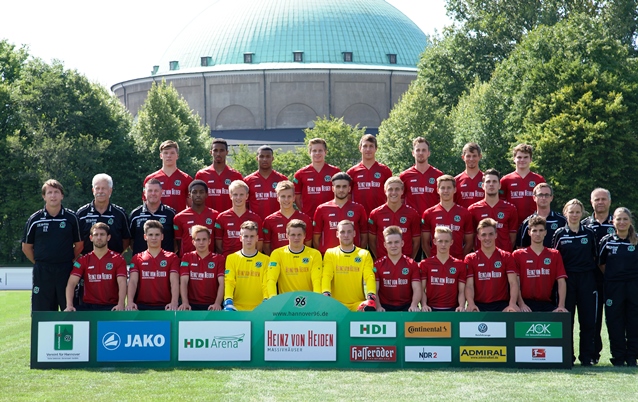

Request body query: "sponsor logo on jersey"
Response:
[460, 346, 507, 362]
[515, 322, 562, 338]
[459, 322, 507, 338]
[405, 346, 452, 362]
[97, 321, 171, 362]
[350, 346, 396, 362]
[404, 322, 451, 338]
[350, 322, 397, 338]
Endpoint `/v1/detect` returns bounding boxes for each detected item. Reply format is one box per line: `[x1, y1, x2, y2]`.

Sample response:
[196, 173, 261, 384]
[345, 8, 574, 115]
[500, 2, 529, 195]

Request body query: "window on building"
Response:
[244, 53, 254, 63]
[169, 61, 179, 71]
[387, 54, 397, 64]
[293, 51, 303, 62]
[151, 65, 159, 75]
[343, 52, 353, 62]
[201, 57, 213, 67]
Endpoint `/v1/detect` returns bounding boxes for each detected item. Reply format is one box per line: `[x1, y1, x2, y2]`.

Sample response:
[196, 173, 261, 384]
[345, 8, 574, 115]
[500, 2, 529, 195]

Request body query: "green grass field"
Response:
[1, 290, 636, 401]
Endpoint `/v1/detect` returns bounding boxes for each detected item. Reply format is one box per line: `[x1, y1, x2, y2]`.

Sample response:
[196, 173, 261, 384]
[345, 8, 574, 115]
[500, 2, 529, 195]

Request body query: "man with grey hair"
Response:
[582, 187, 614, 364]
[76, 173, 131, 255]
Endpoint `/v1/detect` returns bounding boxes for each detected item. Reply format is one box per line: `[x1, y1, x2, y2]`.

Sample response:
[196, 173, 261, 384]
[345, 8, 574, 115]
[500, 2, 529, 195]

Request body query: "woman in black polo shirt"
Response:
[599, 207, 638, 367]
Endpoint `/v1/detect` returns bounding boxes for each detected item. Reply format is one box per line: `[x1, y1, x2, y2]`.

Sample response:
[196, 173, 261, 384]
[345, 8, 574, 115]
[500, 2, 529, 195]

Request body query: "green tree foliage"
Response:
[303, 116, 365, 172]
[272, 147, 309, 179]
[130, 80, 211, 177]
[228, 144, 258, 177]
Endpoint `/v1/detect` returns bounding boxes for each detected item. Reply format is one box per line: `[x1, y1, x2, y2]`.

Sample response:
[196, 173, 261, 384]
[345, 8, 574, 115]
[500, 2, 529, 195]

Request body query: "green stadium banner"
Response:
[31, 292, 572, 369]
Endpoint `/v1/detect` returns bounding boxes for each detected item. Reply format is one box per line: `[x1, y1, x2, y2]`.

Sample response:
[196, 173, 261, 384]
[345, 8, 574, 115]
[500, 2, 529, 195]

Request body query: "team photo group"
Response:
[22, 134, 638, 367]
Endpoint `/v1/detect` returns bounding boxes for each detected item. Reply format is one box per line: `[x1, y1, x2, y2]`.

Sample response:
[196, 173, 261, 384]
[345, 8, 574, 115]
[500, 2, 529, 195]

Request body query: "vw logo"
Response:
[102, 332, 121, 351]
[478, 323, 488, 333]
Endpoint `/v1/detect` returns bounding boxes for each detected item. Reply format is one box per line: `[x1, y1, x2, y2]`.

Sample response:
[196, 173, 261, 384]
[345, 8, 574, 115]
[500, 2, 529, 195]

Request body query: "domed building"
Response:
[111, 0, 427, 144]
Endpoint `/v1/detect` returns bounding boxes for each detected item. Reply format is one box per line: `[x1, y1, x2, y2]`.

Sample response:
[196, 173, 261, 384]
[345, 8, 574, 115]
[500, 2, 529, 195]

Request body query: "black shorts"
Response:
[77, 303, 116, 311]
[475, 300, 509, 312]
[136, 303, 167, 311]
[32, 262, 72, 311]
[381, 302, 411, 311]
[190, 303, 211, 311]
[524, 299, 556, 312]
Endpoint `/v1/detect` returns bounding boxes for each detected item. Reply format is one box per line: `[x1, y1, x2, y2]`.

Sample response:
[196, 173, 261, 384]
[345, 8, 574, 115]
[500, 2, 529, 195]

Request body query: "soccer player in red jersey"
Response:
[195, 138, 243, 212]
[419, 226, 467, 311]
[465, 218, 520, 312]
[244, 145, 288, 220]
[513, 216, 568, 312]
[64, 223, 127, 311]
[421, 175, 473, 259]
[173, 180, 218, 256]
[143, 140, 193, 212]
[293, 138, 341, 218]
[178, 225, 225, 311]
[313, 172, 368, 254]
[454, 142, 484, 208]
[126, 220, 180, 311]
[215, 180, 263, 256]
[399, 137, 444, 215]
[468, 168, 518, 251]
[262, 181, 312, 255]
[500, 143, 546, 226]
[374, 226, 421, 312]
[347, 134, 392, 216]
[368, 177, 420, 260]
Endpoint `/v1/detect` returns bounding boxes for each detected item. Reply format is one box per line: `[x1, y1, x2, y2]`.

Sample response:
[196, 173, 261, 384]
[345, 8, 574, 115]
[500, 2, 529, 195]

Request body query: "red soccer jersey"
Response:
[454, 171, 484, 208]
[465, 248, 517, 304]
[467, 199, 518, 251]
[72, 250, 127, 305]
[195, 165, 243, 212]
[419, 256, 467, 309]
[421, 203, 474, 259]
[143, 169, 193, 212]
[347, 161, 392, 215]
[173, 207, 219, 256]
[513, 247, 567, 302]
[500, 171, 545, 225]
[214, 209, 263, 256]
[293, 163, 341, 217]
[399, 165, 444, 214]
[313, 200, 368, 254]
[368, 203, 421, 260]
[179, 251, 226, 305]
[244, 170, 288, 220]
[262, 210, 313, 250]
[130, 249, 180, 306]
[374, 255, 420, 307]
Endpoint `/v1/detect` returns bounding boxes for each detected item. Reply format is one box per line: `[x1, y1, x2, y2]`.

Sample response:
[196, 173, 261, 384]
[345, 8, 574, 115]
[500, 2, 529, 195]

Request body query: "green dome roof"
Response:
[153, 0, 427, 74]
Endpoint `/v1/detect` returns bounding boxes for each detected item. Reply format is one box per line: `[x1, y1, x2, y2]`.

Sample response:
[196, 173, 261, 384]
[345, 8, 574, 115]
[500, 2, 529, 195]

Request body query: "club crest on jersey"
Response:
[581, 238, 588, 244]
[551, 223, 558, 230]
[302, 258, 309, 264]
[224, 179, 231, 185]
[402, 268, 409, 275]
[272, 182, 278, 189]
[608, 227, 615, 234]
[175, 180, 181, 186]
[208, 262, 215, 269]
[255, 261, 263, 268]
[497, 212, 505, 219]
[206, 218, 213, 225]
[159, 218, 166, 224]
[478, 181, 483, 188]
[354, 257, 362, 263]
[544, 258, 551, 265]
[454, 215, 461, 222]
[160, 260, 167, 267]
[400, 217, 407, 224]
[347, 211, 354, 217]
[606, 299, 613, 306]
[33, 286, 39, 294]
[60, 222, 66, 228]
[529, 181, 536, 187]
[225, 269, 230, 274]
[106, 263, 113, 270]
[629, 246, 636, 252]
[449, 267, 457, 274]
[324, 175, 331, 182]
[374, 172, 381, 179]
[368, 218, 373, 224]
[108, 218, 114, 225]
[429, 178, 435, 184]
[494, 261, 502, 269]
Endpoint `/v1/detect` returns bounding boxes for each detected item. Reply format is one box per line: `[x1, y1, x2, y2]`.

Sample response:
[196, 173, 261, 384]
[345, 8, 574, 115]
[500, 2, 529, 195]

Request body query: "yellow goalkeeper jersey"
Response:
[267, 245, 323, 298]
[224, 250, 269, 310]
[322, 246, 376, 311]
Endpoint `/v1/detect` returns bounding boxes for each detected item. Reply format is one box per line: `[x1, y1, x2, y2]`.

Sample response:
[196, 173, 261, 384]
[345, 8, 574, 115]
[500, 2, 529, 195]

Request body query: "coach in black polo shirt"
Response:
[22, 179, 83, 311]
[76, 173, 131, 254]
[516, 183, 566, 248]
[129, 178, 176, 255]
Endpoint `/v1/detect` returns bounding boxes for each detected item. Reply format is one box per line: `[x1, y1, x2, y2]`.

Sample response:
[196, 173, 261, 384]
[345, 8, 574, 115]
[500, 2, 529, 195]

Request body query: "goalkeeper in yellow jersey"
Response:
[223, 221, 269, 311]
[322, 220, 377, 311]
[267, 219, 322, 298]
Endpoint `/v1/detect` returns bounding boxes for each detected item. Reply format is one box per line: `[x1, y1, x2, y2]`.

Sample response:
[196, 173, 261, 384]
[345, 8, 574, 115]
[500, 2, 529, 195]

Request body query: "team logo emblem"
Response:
[225, 269, 230, 274]
[175, 180, 181, 186]
[368, 218, 373, 225]
[402, 268, 409, 275]
[497, 212, 505, 219]
[159, 218, 166, 224]
[478, 181, 483, 188]
[208, 262, 215, 269]
[606, 299, 613, 306]
[108, 218, 114, 225]
[272, 182, 278, 189]
[494, 261, 502, 269]
[33, 286, 39, 294]
[256, 262, 263, 268]
[551, 223, 558, 230]
[269, 262, 277, 267]
[347, 211, 354, 217]
[454, 215, 461, 222]
[106, 263, 113, 270]
[478, 323, 488, 333]
[59, 222, 66, 229]
[608, 227, 615, 234]
[400, 217, 407, 224]
[224, 179, 231, 185]
[302, 258, 309, 264]
[544, 258, 551, 265]
[374, 172, 381, 179]
[160, 260, 167, 267]
[581, 238, 588, 244]
[206, 218, 213, 225]
[529, 181, 536, 187]
[629, 246, 636, 252]
[449, 267, 457, 275]
[429, 178, 435, 184]
[324, 175, 331, 182]
[354, 257, 362, 263]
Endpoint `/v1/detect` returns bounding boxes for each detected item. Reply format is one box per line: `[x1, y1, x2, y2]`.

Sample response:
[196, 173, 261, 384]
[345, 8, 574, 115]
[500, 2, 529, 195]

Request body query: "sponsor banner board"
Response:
[37, 321, 90, 362]
[459, 322, 506, 338]
[97, 321, 171, 362]
[179, 321, 251, 361]
[350, 346, 397, 362]
[515, 322, 562, 338]
[404, 322, 451, 338]
[459, 346, 507, 362]
[515, 346, 563, 363]
[404, 346, 452, 362]
[265, 321, 336, 361]
[349, 321, 396, 338]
